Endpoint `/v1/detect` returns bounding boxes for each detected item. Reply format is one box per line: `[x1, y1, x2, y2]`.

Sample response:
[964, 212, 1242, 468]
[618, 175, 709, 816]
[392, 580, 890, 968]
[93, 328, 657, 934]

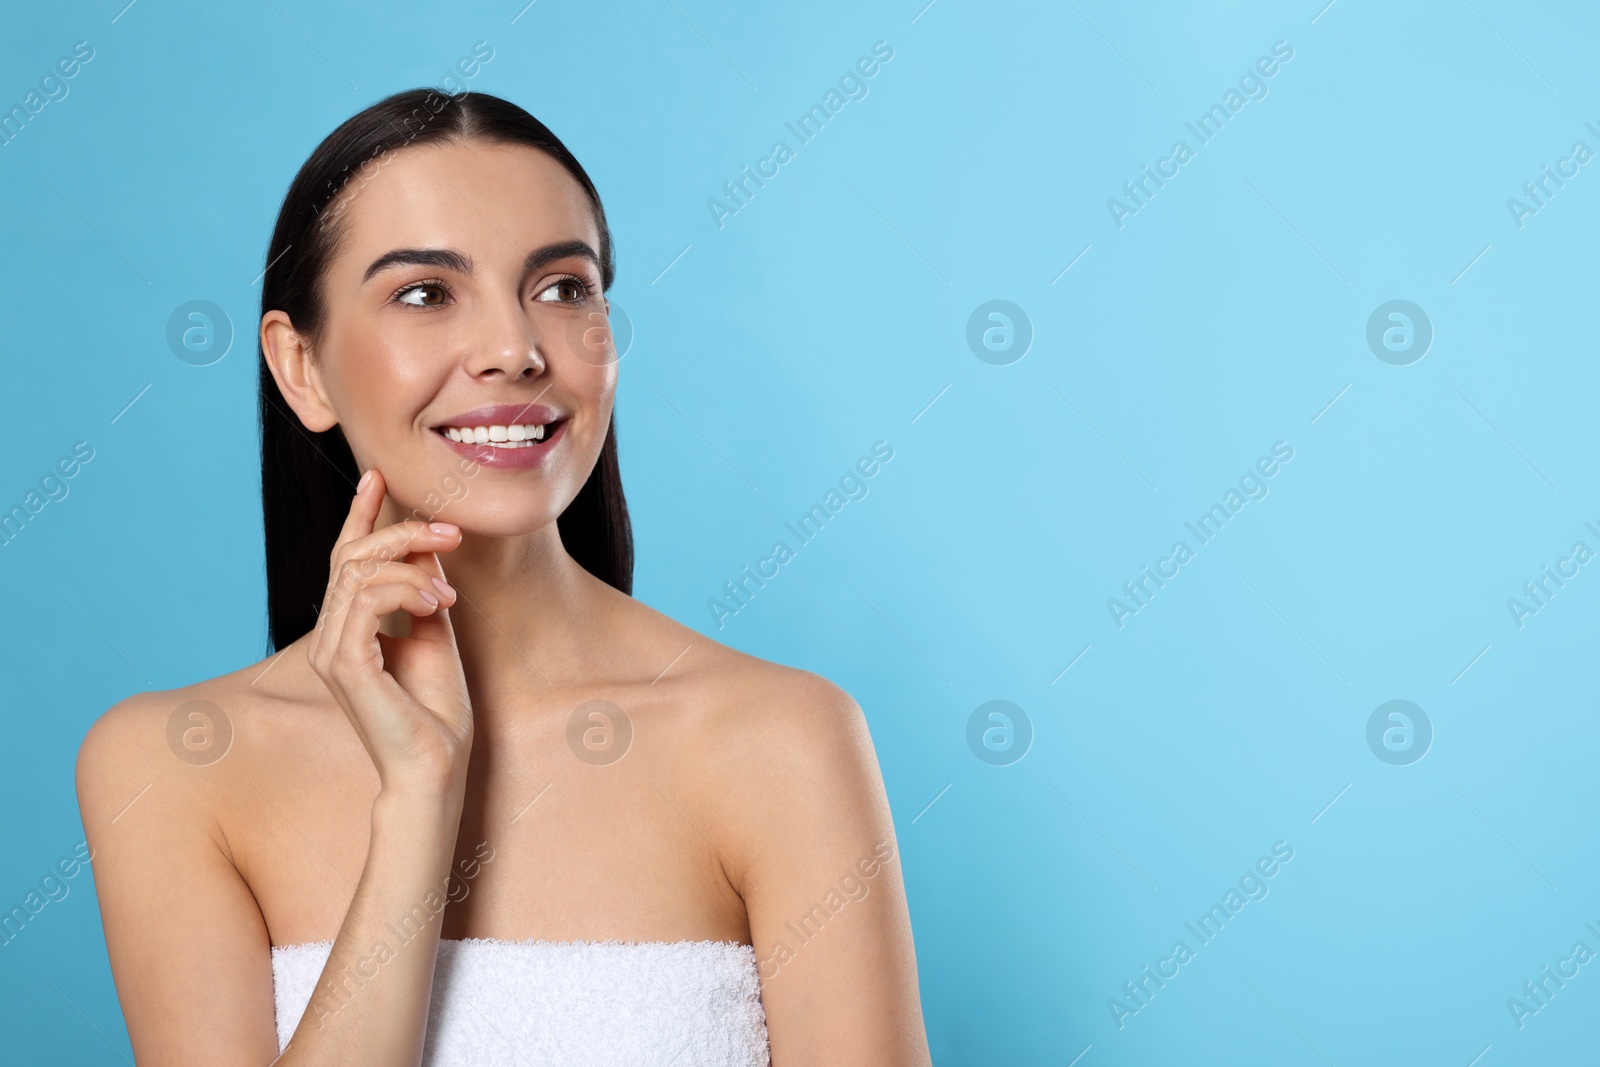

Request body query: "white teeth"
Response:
[441, 423, 549, 447]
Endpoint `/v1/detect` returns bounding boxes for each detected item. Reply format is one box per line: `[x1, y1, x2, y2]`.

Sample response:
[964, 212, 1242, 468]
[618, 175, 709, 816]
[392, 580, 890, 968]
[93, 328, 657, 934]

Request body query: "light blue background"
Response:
[3, 1, 1597, 1063]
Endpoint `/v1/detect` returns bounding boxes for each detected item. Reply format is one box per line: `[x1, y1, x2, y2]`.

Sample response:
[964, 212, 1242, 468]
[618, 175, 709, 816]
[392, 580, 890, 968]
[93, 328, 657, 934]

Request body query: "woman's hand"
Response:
[307, 467, 473, 795]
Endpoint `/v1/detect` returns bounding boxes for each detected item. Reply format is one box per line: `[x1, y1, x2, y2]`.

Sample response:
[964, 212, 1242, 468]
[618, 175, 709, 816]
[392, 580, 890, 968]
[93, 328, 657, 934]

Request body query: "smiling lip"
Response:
[433, 403, 560, 430]
[431, 403, 567, 470]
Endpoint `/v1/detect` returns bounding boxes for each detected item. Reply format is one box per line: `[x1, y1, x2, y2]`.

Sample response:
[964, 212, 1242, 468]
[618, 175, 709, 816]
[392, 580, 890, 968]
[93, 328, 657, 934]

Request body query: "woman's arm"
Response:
[77, 699, 284, 1063]
[77, 470, 476, 1065]
[725, 674, 931, 1065]
[76, 710, 465, 1065]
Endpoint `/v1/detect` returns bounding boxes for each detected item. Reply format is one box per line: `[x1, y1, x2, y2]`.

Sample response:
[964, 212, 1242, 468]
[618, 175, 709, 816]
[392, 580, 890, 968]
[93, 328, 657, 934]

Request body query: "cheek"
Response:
[591, 362, 618, 414]
[321, 325, 445, 455]
[557, 349, 616, 423]
[565, 363, 615, 461]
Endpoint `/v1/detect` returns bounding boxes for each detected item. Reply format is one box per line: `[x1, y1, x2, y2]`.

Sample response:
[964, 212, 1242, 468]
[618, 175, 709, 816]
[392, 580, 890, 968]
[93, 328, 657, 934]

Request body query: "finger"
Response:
[312, 565, 439, 683]
[377, 620, 470, 737]
[320, 467, 388, 612]
[402, 552, 459, 648]
[324, 560, 453, 621]
[328, 579, 445, 679]
[332, 467, 386, 557]
[376, 566, 469, 725]
[330, 520, 462, 583]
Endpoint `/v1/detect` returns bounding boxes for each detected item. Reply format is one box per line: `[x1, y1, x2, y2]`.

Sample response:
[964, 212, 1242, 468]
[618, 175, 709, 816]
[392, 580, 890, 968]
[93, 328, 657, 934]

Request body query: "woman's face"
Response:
[282, 139, 616, 536]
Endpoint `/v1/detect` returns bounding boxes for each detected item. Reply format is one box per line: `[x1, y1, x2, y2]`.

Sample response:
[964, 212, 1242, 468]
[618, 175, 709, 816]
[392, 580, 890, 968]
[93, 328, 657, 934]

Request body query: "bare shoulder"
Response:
[623, 598, 876, 774]
[614, 603, 925, 1062]
[74, 653, 316, 1063]
[699, 645, 876, 773]
[623, 602, 891, 869]
[75, 670, 238, 821]
[75, 641, 346, 838]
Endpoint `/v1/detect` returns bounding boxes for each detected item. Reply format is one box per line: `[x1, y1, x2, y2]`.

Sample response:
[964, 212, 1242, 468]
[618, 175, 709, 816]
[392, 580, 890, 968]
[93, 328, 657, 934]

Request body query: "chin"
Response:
[416, 490, 567, 536]
[369, 462, 552, 532]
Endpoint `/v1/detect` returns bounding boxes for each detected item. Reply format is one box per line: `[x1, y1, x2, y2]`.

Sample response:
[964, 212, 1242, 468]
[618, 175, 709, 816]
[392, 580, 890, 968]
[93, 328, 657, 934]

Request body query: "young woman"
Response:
[75, 88, 928, 1066]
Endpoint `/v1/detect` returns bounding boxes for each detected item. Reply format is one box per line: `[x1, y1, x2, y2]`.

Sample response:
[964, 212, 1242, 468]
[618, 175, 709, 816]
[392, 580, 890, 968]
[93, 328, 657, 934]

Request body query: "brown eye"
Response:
[535, 277, 588, 304]
[396, 282, 448, 307]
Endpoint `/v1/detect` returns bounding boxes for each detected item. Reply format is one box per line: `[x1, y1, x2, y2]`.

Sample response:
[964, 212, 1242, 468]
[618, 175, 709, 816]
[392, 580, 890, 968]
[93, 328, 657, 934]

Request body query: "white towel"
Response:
[272, 937, 772, 1066]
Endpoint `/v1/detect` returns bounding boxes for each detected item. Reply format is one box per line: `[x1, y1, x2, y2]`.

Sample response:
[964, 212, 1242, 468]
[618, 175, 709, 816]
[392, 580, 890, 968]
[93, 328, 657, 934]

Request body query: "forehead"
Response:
[326, 140, 599, 273]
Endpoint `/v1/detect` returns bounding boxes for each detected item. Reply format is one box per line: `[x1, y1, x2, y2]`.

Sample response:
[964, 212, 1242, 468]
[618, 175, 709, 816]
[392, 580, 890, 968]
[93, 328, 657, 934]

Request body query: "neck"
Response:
[375, 499, 610, 697]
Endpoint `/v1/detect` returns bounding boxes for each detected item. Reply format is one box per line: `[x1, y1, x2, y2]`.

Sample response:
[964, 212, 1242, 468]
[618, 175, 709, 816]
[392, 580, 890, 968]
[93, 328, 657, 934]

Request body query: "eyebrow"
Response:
[362, 240, 600, 283]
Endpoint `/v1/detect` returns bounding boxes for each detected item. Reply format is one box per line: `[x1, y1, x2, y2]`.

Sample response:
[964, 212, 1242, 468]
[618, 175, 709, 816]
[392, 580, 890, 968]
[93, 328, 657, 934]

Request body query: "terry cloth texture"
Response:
[272, 937, 772, 1065]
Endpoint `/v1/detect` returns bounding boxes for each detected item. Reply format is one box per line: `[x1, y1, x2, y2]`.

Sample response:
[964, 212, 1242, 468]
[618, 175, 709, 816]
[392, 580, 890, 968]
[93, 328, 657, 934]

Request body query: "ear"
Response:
[260, 310, 338, 433]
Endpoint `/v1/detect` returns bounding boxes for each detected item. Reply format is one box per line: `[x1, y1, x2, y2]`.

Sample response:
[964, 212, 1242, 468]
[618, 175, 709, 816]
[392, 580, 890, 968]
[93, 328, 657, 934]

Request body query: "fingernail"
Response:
[428, 522, 458, 536]
[419, 589, 439, 608]
[432, 577, 456, 600]
[357, 469, 373, 493]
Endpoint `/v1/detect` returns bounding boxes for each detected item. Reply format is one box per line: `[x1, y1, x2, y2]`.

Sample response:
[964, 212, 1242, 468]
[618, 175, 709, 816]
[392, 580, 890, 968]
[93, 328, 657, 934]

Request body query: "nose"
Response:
[464, 291, 545, 380]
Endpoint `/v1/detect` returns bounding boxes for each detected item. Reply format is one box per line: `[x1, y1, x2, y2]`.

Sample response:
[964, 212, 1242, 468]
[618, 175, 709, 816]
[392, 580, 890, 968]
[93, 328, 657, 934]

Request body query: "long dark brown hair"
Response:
[258, 87, 632, 653]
